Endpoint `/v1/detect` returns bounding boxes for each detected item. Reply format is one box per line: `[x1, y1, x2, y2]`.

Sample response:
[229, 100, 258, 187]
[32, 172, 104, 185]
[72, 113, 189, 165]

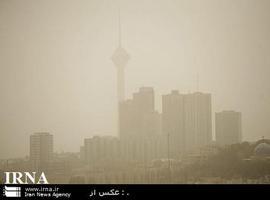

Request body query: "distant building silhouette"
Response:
[162, 90, 185, 158]
[80, 88, 214, 181]
[184, 92, 212, 151]
[119, 87, 160, 139]
[111, 46, 130, 102]
[111, 9, 130, 103]
[30, 132, 53, 171]
[118, 87, 163, 161]
[215, 110, 242, 145]
[111, 10, 130, 137]
[162, 91, 212, 157]
[83, 136, 120, 166]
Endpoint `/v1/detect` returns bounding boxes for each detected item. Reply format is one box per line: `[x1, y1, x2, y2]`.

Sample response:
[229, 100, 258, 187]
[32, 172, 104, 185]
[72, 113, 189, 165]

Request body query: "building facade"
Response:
[215, 110, 242, 145]
[30, 132, 53, 171]
[162, 91, 212, 157]
[119, 87, 160, 139]
[184, 92, 212, 152]
[162, 90, 185, 158]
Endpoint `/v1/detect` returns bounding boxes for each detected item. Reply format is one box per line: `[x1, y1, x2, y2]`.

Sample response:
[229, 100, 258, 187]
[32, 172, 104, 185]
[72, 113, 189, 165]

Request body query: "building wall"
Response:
[30, 132, 53, 171]
[84, 136, 120, 166]
[215, 111, 242, 145]
[184, 92, 212, 152]
[162, 90, 185, 158]
[119, 87, 161, 139]
[162, 91, 212, 156]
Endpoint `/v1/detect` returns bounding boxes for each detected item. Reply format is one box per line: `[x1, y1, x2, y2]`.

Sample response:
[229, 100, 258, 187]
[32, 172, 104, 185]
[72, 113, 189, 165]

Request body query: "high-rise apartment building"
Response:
[30, 132, 53, 171]
[162, 91, 212, 156]
[215, 110, 242, 145]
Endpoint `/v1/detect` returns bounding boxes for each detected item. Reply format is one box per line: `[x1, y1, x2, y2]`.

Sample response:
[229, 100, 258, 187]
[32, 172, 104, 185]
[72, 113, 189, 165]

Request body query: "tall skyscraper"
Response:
[111, 11, 130, 102]
[215, 110, 242, 145]
[119, 87, 157, 139]
[119, 87, 162, 161]
[162, 91, 212, 156]
[133, 87, 155, 113]
[162, 90, 185, 158]
[112, 11, 130, 137]
[30, 132, 53, 171]
[184, 92, 212, 152]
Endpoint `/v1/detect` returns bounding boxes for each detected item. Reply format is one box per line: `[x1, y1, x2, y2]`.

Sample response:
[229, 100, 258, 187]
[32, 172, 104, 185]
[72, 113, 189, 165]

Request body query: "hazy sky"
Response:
[0, 0, 270, 159]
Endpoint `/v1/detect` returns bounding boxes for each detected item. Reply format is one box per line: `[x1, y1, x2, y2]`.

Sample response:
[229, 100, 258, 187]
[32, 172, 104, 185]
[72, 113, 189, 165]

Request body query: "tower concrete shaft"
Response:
[116, 66, 125, 102]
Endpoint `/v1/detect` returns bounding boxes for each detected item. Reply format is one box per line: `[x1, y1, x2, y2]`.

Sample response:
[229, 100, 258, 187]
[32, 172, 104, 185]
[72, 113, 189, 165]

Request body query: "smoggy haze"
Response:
[0, 0, 270, 159]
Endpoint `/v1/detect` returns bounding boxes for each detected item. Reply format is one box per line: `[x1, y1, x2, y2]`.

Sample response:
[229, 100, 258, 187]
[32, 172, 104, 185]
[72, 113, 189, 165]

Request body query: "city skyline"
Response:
[1, 0, 270, 159]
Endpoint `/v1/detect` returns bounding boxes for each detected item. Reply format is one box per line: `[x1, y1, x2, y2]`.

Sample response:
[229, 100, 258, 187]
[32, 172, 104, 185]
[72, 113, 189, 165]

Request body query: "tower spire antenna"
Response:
[111, 6, 130, 103]
[118, 7, 122, 47]
[112, 4, 130, 137]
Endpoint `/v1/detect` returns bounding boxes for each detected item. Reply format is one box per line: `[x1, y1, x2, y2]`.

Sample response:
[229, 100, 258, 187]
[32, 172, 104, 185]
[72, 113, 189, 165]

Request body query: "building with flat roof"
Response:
[215, 111, 242, 145]
[30, 132, 53, 171]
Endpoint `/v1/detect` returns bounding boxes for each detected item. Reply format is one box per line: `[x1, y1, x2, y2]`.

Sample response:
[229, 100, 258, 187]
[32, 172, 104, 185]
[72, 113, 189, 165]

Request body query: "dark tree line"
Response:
[181, 141, 270, 182]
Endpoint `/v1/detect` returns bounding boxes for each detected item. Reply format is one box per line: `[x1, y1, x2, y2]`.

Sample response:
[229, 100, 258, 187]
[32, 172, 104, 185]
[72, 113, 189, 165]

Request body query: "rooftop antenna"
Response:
[194, 52, 199, 92]
[196, 73, 199, 92]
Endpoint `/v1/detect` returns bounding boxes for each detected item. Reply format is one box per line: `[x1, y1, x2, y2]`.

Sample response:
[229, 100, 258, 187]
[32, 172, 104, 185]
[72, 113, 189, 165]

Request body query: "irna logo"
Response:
[3, 186, 21, 197]
[4, 172, 49, 184]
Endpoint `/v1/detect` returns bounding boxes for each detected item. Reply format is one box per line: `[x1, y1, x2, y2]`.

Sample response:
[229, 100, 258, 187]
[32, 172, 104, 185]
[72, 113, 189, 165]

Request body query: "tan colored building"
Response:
[30, 132, 53, 171]
[162, 91, 212, 156]
[215, 111, 242, 145]
[184, 92, 212, 152]
[162, 90, 185, 158]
